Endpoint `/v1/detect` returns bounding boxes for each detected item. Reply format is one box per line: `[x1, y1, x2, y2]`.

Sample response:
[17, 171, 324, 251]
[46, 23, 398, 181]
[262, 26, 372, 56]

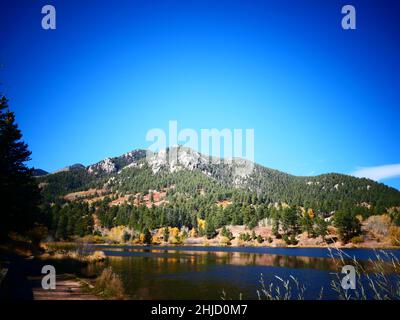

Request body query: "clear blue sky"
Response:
[1, 0, 400, 189]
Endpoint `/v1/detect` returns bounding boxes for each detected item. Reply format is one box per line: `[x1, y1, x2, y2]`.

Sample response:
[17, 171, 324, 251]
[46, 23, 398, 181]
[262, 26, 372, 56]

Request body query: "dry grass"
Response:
[43, 242, 79, 252]
[39, 250, 106, 263]
[389, 226, 400, 246]
[224, 247, 400, 300]
[41, 242, 106, 264]
[93, 267, 125, 299]
[328, 248, 400, 300]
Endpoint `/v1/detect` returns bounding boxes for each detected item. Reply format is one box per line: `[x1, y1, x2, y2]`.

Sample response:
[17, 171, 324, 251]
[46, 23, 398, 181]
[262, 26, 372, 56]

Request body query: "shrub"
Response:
[388, 208, 400, 226]
[256, 235, 264, 243]
[219, 236, 231, 246]
[389, 226, 400, 246]
[239, 232, 251, 242]
[151, 235, 161, 244]
[365, 215, 391, 237]
[350, 236, 364, 244]
[267, 237, 273, 243]
[169, 235, 183, 245]
[283, 234, 298, 245]
[86, 250, 106, 263]
[27, 225, 48, 247]
[220, 226, 233, 240]
[289, 234, 298, 245]
[282, 235, 289, 244]
[189, 228, 197, 237]
[94, 267, 125, 299]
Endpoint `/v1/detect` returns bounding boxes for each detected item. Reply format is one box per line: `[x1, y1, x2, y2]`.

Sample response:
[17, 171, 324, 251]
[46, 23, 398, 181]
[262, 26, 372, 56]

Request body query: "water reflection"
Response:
[98, 247, 366, 271]
[85, 246, 400, 300]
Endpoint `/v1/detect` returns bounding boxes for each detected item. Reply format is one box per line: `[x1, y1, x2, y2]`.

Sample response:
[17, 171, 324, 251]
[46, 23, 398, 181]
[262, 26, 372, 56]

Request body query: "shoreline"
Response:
[79, 242, 400, 250]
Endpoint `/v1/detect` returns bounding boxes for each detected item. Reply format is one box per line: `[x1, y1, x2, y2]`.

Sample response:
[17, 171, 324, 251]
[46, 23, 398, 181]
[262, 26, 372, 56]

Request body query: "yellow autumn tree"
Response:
[152, 235, 161, 244]
[108, 226, 127, 243]
[197, 218, 206, 231]
[169, 227, 180, 238]
[307, 208, 315, 219]
[189, 227, 197, 238]
[167, 227, 180, 244]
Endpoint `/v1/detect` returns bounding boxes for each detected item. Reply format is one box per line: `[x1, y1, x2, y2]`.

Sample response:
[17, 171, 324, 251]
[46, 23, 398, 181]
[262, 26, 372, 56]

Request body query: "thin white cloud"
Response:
[352, 164, 400, 181]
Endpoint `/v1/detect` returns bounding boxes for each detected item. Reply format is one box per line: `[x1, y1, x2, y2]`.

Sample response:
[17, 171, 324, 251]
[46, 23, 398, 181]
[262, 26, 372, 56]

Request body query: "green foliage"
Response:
[301, 213, 314, 238]
[220, 226, 233, 240]
[33, 138, 400, 241]
[334, 210, 362, 243]
[280, 208, 300, 236]
[122, 231, 131, 243]
[350, 235, 364, 244]
[0, 96, 40, 236]
[256, 235, 264, 243]
[205, 219, 217, 239]
[239, 232, 251, 242]
[143, 228, 152, 244]
[40, 201, 94, 240]
[283, 234, 298, 245]
[315, 216, 329, 240]
[163, 227, 170, 242]
[389, 208, 400, 226]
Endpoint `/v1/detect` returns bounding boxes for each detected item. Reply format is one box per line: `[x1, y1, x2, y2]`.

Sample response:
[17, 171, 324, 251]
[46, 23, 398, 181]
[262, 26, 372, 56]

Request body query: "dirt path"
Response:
[30, 274, 100, 300]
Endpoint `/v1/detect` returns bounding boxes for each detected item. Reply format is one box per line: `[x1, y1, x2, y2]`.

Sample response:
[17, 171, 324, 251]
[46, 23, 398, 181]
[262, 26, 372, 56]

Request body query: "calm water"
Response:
[86, 246, 400, 300]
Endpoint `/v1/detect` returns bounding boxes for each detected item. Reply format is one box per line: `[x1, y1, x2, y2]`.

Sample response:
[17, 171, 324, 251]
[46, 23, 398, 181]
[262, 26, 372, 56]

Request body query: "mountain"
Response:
[32, 168, 48, 177]
[54, 163, 86, 173]
[37, 146, 400, 211]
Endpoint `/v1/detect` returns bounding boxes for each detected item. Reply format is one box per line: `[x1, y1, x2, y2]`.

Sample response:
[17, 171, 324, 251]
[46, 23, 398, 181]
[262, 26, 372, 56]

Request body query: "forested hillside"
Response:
[34, 146, 400, 245]
[38, 146, 400, 211]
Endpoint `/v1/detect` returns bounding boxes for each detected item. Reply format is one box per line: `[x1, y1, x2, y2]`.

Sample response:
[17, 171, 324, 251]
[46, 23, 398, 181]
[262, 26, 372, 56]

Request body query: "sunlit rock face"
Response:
[88, 158, 117, 174]
[87, 149, 147, 175]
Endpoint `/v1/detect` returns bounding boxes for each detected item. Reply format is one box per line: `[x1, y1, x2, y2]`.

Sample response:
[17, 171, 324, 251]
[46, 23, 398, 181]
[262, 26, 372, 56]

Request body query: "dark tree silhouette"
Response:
[0, 96, 40, 237]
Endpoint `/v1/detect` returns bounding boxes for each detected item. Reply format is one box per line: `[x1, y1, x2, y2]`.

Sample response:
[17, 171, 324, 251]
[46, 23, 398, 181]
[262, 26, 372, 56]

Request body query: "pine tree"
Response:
[205, 219, 216, 239]
[163, 227, 170, 242]
[315, 216, 328, 240]
[0, 96, 40, 237]
[334, 210, 361, 243]
[143, 228, 152, 244]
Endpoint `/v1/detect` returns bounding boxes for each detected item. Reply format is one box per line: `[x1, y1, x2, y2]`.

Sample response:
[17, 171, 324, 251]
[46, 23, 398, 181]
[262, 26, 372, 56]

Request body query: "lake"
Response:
[86, 246, 400, 300]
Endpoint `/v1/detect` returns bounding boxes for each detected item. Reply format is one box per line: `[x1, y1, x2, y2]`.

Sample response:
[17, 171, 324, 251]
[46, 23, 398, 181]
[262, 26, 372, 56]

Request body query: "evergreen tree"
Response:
[163, 227, 170, 242]
[281, 207, 300, 236]
[205, 219, 216, 239]
[301, 211, 314, 238]
[0, 96, 40, 237]
[220, 226, 233, 240]
[315, 216, 328, 240]
[334, 210, 361, 243]
[143, 228, 152, 244]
